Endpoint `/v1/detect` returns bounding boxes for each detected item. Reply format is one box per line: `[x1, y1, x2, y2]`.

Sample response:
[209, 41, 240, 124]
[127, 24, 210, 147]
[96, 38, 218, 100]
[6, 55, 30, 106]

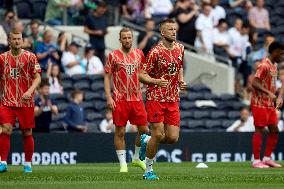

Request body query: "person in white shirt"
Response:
[213, 19, 230, 57]
[145, 0, 173, 18]
[61, 41, 85, 76]
[195, 3, 214, 54]
[81, 45, 104, 75]
[226, 107, 255, 132]
[228, 18, 243, 67]
[100, 109, 114, 133]
[47, 63, 64, 95]
[211, 0, 226, 26]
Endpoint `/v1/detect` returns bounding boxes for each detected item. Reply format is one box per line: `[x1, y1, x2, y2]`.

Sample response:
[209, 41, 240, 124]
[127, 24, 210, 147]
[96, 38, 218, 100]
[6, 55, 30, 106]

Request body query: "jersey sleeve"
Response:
[143, 47, 158, 73]
[30, 53, 41, 74]
[104, 52, 113, 73]
[255, 63, 268, 79]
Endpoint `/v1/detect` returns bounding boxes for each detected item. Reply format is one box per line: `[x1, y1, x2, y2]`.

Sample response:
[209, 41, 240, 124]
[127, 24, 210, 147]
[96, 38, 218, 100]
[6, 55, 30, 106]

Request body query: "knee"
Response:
[167, 135, 179, 144]
[138, 126, 149, 135]
[1, 125, 13, 135]
[152, 132, 165, 142]
[115, 129, 125, 139]
[22, 129, 32, 137]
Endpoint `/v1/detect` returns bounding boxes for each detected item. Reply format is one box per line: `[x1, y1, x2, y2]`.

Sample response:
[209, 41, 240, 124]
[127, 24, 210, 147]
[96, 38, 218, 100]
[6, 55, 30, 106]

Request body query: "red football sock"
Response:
[264, 133, 278, 158]
[24, 135, 34, 162]
[252, 132, 262, 160]
[0, 133, 11, 161]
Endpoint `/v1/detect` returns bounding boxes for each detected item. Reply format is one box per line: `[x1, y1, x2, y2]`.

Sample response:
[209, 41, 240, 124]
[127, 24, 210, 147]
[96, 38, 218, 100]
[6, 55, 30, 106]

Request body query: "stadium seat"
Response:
[62, 80, 73, 90]
[205, 120, 223, 130]
[193, 110, 210, 119]
[15, 0, 33, 19]
[91, 82, 105, 92]
[73, 81, 90, 90]
[89, 74, 104, 82]
[227, 111, 240, 120]
[180, 120, 189, 130]
[52, 112, 65, 122]
[81, 101, 95, 110]
[210, 110, 227, 119]
[190, 84, 211, 93]
[86, 122, 100, 132]
[86, 112, 104, 122]
[31, 0, 47, 21]
[180, 111, 193, 119]
[232, 102, 245, 110]
[221, 119, 235, 129]
[219, 94, 238, 101]
[93, 101, 107, 112]
[203, 93, 220, 101]
[180, 101, 197, 110]
[216, 102, 235, 110]
[188, 92, 204, 101]
[72, 74, 89, 82]
[84, 91, 102, 101]
[187, 120, 205, 130]
[57, 102, 69, 112]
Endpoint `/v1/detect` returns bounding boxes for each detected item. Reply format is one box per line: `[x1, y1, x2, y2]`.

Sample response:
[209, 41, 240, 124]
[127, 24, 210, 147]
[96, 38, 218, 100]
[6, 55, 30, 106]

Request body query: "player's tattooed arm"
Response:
[22, 72, 41, 101]
[138, 70, 168, 87]
[104, 72, 116, 110]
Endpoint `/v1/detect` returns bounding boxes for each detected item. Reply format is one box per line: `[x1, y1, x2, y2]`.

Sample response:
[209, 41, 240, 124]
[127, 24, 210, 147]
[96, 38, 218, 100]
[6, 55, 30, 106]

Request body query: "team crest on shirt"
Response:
[126, 64, 135, 75]
[10, 68, 20, 79]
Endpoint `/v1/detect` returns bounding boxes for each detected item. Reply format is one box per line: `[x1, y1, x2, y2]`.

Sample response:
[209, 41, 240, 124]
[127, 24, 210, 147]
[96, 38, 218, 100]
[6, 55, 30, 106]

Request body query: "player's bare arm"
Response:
[104, 72, 116, 110]
[252, 77, 276, 100]
[276, 80, 284, 109]
[22, 72, 41, 101]
[178, 68, 187, 91]
[138, 70, 169, 87]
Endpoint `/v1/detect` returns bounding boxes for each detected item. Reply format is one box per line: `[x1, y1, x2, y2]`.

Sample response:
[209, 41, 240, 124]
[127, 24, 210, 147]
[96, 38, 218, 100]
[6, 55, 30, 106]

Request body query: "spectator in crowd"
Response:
[64, 90, 88, 132]
[228, 18, 243, 67]
[2, 10, 17, 35]
[226, 107, 254, 132]
[61, 41, 84, 76]
[248, 0, 270, 31]
[99, 108, 114, 133]
[213, 19, 230, 58]
[0, 25, 8, 53]
[45, 0, 72, 25]
[34, 81, 58, 133]
[138, 18, 160, 56]
[36, 30, 60, 72]
[211, 0, 226, 27]
[28, 20, 43, 51]
[145, 0, 173, 19]
[56, 31, 69, 72]
[175, 0, 198, 47]
[47, 63, 64, 95]
[121, 0, 147, 23]
[229, 0, 246, 9]
[195, 3, 214, 54]
[84, 1, 108, 64]
[277, 110, 284, 132]
[81, 45, 104, 75]
[13, 20, 33, 50]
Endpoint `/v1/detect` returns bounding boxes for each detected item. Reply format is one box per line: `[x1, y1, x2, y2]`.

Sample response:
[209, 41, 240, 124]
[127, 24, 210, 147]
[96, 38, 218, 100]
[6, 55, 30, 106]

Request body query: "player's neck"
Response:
[10, 48, 22, 56]
[267, 56, 275, 64]
[120, 47, 132, 54]
[162, 38, 173, 50]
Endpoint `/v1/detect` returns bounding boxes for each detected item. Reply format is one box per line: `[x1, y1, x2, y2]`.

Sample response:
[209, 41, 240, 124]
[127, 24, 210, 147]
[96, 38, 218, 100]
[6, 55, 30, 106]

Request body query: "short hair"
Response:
[71, 89, 84, 99]
[218, 19, 227, 26]
[97, 1, 107, 8]
[242, 22, 250, 29]
[39, 79, 50, 88]
[145, 18, 155, 24]
[265, 32, 275, 39]
[159, 19, 176, 31]
[119, 27, 133, 38]
[268, 41, 284, 54]
[9, 29, 22, 39]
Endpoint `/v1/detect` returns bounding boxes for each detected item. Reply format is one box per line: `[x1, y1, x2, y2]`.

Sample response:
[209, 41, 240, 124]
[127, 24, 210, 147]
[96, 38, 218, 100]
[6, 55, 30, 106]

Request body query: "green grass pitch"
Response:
[1, 162, 284, 189]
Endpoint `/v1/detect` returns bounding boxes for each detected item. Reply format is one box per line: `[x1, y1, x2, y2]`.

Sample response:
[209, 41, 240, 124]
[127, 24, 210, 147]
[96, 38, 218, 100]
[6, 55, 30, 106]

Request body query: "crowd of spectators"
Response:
[0, 0, 283, 133]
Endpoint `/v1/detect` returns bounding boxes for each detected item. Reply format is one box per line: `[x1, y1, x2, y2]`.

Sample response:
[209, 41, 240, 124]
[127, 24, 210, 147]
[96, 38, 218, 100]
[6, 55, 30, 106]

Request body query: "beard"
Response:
[164, 35, 175, 43]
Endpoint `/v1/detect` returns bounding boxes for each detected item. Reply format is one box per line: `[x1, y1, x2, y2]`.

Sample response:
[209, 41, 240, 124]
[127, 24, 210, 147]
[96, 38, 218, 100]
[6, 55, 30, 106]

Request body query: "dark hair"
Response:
[145, 18, 155, 24]
[242, 22, 250, 29]
[39, 79, 50, 88]
[218, 19, 227, 26]
[50, 64, 62, 85]
[30, 19, 39, 26]
[4, 10, 15, 17]
[71, 89, 84, 99]
[268, 41, 284, 54]
[97, 1, 107, 8]
[264, 32, 275, 39]
[159, 19, 176, 30]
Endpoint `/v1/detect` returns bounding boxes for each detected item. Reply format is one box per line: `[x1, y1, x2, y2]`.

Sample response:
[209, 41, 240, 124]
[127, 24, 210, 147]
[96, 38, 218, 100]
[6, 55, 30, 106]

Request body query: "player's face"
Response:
[9, 33, 23, 50]
[161, 23, 177, 42]
[273, 49, 284, 63]
[120, 31, 133, 50]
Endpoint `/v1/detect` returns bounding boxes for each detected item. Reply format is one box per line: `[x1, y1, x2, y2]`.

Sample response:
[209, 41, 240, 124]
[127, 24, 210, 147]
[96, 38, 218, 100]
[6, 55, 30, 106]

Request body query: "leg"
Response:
[114, 126, 128, 172]
[252, 126, 265, 161]
[146, 122, 165, 159]
[22, 128, 34, 166]
[135, 126, 149, 147]
[163, 124, 180, 144]
[0, 124, 13, 169]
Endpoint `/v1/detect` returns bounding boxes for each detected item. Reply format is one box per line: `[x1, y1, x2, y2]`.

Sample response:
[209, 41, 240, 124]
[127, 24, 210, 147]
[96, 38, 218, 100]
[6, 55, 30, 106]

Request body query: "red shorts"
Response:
[251, 106, 278, 127]
[146, 101, 180, 127]
[113, 101, 147, 127]
[0, 105, 35, 129]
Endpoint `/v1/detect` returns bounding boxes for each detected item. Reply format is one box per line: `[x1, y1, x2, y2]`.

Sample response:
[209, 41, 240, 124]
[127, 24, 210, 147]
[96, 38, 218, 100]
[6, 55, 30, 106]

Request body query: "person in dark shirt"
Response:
[84, 2, 108, 64]
[64, 90, 88, 132]
[137, 18, 160, 56]
[34, 81, 58, 132]
[175, 0, 199, 46]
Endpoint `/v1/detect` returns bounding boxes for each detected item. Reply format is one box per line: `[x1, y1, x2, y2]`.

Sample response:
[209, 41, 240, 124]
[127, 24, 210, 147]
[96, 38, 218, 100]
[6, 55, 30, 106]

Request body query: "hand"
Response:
[276, 97, 283, 109]
[22, 91, 32, 101]
[95, 30, 104, 36]
[146, 31, 154, 38]
[179, 80, 187, 91]
[155, 78, 169, 87]
[106, 96, 116, 110]
[268, 92, 276, 101]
